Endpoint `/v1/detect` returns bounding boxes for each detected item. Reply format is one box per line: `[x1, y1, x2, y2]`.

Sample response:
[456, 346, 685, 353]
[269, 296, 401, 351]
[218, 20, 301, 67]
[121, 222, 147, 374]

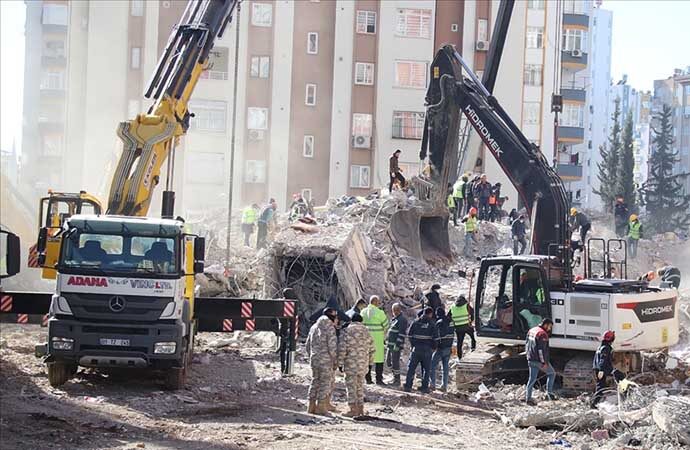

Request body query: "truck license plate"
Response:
[100, 338, 130, 347]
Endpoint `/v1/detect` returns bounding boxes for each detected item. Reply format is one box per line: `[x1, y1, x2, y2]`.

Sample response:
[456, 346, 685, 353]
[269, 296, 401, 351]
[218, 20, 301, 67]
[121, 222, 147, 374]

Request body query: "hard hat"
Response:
[602, 330, 615, 342]
[629, 214, 638, 221]
[469, 207, 478, 215]
[645, 270, 656, 281]
[570, 207, 577, 216]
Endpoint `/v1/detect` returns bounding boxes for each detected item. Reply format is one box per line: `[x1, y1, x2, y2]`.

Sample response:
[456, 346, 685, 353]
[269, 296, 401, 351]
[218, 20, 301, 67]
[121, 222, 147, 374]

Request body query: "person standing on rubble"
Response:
[450, 295, 476, 360]
[462, 207, 479, 257]
[627, 214, 643, 259]
[614, 196, 629, 238]
[473, 174, 493, 221]
[361, 295, 389, 385]
[430, 307, 454, 392]
[241, 204, 259, 247]
[346, 298, 367, 321]
[389, 149, 405, 192]
[338, 312, 375, 416]
[385, 303, 408, 386]
[447, 187, 457, 225]
[278, 288, 298, 375]
[569, 208, 591, 245]
[464, 175, 479, 214]
[525, 318, 557, 404]
[424, 284, 443, 312]
[452, 174, 468, 226]
[404, 307, 438, 393]
[590, 330, 625, 408]
[489, 182, 502, 222]
[257, 198, 277, 249]
[511, 214, 528, 255]
[305, 308, 338, 414]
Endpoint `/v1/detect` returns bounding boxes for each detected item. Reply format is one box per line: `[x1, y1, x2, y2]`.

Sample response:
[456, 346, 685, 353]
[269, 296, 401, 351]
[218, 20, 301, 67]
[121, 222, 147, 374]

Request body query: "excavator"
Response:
[1, 0, 299, 389]
[395, 0, 680, 390]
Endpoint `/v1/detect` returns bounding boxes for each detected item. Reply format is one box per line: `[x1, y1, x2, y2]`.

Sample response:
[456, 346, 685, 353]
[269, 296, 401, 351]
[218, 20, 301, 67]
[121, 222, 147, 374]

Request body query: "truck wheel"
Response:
[165, 366, 186, 390]
[47, 362, 71, 387]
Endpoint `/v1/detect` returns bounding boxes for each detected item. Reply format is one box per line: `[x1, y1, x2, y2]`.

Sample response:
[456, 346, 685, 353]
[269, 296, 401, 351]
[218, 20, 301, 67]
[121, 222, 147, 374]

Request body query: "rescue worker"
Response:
[461, 207, 479, 257]
[450, 295, 476, 360]
[385, 303, 408, 386]
[257, 198, 277, 249]
[452, 175, 468, 226]
[465, 175, 479, 214]
[346, 298, 367, 320]
[424, 284, 443, 311]
[430, 307, 454, 392]
[305, 308, 338, 414]
[289, 193, 308, 222]
[241, 204, 259, 247]
[447, 190, 456, 225]
[511, 214, 528, 255]
[569, 207, 591, 245]
[489, 182, 502, 222]
[389, 149, 405, 192]
[361, 295, 389, 385]
[614, 196, 629, 238]
[278, 288, 297, 375]
[337, 312, 375, 417]
[473, 174, 493, 221]
[525, 318, 556, 404]
[627, 214, 643, 259]
[640, 265, 681, 289]
[590, 330, 625, 408]
[404, 307, 439, 393]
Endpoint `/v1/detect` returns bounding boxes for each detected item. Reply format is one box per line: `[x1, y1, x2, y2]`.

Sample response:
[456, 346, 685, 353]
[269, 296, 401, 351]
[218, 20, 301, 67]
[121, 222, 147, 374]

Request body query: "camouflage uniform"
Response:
[305, 315, 337, 401]
[337, 321, 375, 405]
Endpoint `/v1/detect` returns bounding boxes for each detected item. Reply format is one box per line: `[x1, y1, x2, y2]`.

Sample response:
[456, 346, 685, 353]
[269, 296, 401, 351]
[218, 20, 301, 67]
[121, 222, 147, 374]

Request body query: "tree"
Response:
[643, 104, 690, 233]
[594, 97, 622, 212]
[616, 111, 636, 208]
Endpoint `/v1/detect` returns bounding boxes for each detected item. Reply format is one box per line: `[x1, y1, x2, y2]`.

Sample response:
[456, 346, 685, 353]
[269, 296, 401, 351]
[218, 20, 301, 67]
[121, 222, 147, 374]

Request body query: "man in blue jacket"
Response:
[430, 307, 454, 392]
[590, 330, 625, 407]
[404, 307, 438, 393]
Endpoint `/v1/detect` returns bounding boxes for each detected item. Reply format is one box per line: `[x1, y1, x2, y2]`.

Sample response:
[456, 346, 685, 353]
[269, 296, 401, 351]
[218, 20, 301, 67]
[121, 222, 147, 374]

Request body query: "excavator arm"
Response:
[108, 0, 238, 217]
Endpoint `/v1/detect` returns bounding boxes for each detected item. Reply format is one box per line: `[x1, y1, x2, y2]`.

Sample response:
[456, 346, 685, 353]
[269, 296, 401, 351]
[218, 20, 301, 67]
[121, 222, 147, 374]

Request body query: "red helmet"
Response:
[602, 330, 615, 342]
[469, 207, 478, 215]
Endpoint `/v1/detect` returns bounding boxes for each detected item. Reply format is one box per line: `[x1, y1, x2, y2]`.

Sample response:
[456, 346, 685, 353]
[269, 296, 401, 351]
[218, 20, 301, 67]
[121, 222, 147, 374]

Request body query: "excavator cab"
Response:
[34, 191, 102, 279]
[475, 256, 552, 341]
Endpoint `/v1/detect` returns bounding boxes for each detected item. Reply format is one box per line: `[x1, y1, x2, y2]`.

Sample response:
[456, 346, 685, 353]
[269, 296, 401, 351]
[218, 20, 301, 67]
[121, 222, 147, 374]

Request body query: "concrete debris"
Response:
[651, 396, 690, 445]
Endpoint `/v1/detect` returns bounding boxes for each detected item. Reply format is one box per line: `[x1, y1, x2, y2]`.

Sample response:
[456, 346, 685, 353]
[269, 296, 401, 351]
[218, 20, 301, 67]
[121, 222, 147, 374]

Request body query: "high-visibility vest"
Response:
[447, 194, 455, 208]
[241, 207, 257, 224]
[453, 180, 465, 198]
[362, 305, 388, 335]
[450, 304, 470, 327]
[465, 216, 478, 233]
[536, 288, 545, 304]
[628, 221, 641, 240]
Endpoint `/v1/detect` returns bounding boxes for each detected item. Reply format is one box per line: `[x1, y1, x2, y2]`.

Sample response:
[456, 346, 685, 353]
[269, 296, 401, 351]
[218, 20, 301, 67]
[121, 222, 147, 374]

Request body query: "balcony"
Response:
[563, 13, 589, 28]
[561, 50, 588, 70]
[558, 126, 585, 142]
[556, 163, 583, 181]
[561, 84, 586, 103]
[42, 55, 67, 66]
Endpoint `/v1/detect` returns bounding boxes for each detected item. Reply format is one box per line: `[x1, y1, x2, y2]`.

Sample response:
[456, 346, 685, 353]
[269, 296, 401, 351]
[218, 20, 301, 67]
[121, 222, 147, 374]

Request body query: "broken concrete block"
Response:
[590, 429, 609, 441]
[652, 396, 690, 445]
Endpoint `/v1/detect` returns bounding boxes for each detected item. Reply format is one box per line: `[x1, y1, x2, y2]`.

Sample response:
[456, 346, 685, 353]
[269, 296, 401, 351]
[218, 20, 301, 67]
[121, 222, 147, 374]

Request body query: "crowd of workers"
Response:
[447, 173, 506, 225]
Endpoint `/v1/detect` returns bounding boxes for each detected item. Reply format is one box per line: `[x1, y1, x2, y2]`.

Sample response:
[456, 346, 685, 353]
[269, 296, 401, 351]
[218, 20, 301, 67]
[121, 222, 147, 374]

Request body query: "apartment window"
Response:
[307, 32, 319, 54]
[245, 160, 266, 183]
[45, 40, 65, 58]
[42, 4, 68, 26]
[355, 63, 375, 85]
[303, 135, 315, 157]
[41, 71, 65, 90]
[350, 165, 371, 188]
[477, 19, 488, 42]
[247, 107, 269, 130]
[562, 29, 588, 52]
[356, 10, 376, 34]
[528, 0, 545, 9]
[395, 61, 427, 89]
[563, 0, 585, 15]
[526, 27, 544, 49]
[189, 100, 227, 132]
[352, 113, 373, 137]
[250, 56, 270, 78]
[522, 102, 541, 125]
[130, 0, 144, 17]
[251, 3, 272, 27]
[305, 84, 317, 106]
[301, 188, 313, 202]
[392, 111, 425, 139]
[131, 47, 141, 70]
[560, 103, 585, 128]
[524, 64, 543, 86]
[201, 47, 229, 80]
[396, 9, 432, 38]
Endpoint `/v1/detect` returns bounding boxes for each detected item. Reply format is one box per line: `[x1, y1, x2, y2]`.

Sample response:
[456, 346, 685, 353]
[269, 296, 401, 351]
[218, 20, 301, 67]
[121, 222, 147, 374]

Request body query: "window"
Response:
[528, 0, 545, 9]
[130, 0, 144, 17]
[522, 102, 541, 125]
[201, 47, 229, 80]
[526, 27, 544, 49]
[395, 61, 427, 88]
[251, 3, 272, 27]
[563, 0, 585, 14]
[560, 103, 585, 128]
[356, 10, 376, 34]
[307, 32, 318, 54]
[131, 47, 141, 69]
[524, 64, 543, 86]
[350, 165, 370, 188]
[301, 188, 312, 202]
[352, 113, 373, 137]
[305, 84, 317, 106]
[392, 111, 425, 139]
[355, 63, 375, 85]
[247, 107, 268, 130]
[45, 40, 65, 58]
[303, 135, 314, 157]
[41, 71, 65, 90]
[189, 100, 227, 132]
[562, 29, 588, 52]
[245, 160, 266, 183]
[396, 9, 432, 38]
[42, 4, 68, 26]
[43, 134, 63, 156]
[477, 19, 488, 42]
[250, 56, 270, 78]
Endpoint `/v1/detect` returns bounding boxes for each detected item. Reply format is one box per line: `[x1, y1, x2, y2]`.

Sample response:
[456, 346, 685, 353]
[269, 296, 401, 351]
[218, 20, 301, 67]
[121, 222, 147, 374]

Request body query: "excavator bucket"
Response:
[389, 209, 452, 261]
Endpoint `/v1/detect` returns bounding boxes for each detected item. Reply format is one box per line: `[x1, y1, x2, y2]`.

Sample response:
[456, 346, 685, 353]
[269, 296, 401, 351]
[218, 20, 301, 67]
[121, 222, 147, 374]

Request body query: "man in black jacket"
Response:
[404, 307, 438, 393]
[424, 284, 442, 310]
[525, 318, 556, 404]
[590, 330, 625, 407]
[613, 196, 629, 238]
[385, 303, 408, 386]
[511, 214, 528, 255]
[430, 307, 454, 391]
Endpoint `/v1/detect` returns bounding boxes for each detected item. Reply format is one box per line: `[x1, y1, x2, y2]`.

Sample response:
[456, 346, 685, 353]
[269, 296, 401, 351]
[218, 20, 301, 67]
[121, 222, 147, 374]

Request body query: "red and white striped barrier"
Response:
[245, 319, 255, 331]
[282, 301, 295, 318]
[240, 301, 253, 318]
[28, 244, 40, 268]
[41, 314, 50, 327]
[0, 295, 12, 312]
[17, 314, 29, 324]
[222, 318, 233, 332]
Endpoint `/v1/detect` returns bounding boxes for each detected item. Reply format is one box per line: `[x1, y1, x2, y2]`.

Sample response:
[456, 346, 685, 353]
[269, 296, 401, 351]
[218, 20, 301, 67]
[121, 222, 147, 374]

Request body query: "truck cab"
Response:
[44, 214, 204, 389]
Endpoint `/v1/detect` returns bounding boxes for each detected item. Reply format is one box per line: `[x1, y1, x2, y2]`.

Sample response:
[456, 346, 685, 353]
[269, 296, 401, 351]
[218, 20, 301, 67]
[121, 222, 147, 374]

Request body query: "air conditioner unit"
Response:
[352, 135, 371, 149]
[162, 1, 171, 8]
[249, 130, 265, 141]
[476, 40, 489, 51]
[571, 49, 583, 57]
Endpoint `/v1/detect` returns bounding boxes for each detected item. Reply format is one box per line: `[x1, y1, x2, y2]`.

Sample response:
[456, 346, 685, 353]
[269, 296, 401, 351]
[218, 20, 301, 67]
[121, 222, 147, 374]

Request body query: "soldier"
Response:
[338, 313, 375, 417]
[305, 308, 338, 414]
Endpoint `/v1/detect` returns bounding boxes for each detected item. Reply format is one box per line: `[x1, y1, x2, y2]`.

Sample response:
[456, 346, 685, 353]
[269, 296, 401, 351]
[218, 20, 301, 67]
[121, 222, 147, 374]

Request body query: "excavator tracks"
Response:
[562, 354, 595, 392]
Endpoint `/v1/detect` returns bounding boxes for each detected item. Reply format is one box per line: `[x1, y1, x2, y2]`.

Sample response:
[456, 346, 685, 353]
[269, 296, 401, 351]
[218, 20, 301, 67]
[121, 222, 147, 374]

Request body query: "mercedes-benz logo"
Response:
[109, 296, 126, 313]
